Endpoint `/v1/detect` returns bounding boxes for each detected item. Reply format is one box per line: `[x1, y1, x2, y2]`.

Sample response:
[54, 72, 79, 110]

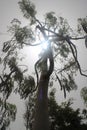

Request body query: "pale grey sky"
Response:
[0, 0, 87, 130]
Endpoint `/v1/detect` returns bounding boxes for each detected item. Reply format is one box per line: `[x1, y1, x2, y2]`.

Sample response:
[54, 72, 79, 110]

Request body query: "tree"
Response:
[0, 0, 87, 130]
[24, 89, 87, 130]
[48, 91, 87, 130]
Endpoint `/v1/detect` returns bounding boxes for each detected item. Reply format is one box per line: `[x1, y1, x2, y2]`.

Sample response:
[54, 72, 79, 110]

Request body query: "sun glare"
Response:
[41, 40, 48, 50]
[22, 36, 49, 66]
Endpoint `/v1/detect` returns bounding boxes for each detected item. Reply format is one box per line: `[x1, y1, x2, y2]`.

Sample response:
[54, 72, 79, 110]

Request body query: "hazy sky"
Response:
[0, 0, 87, 33]
[0, 0, 87, 130]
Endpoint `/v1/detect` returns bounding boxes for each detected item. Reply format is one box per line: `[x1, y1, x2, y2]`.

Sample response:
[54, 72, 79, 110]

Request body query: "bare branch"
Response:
[69, 35, 87, 40]
[66, 36, 87, 77]
[22, 41, 42, 46]
[43, 27, 87, 41]
[55, 73, 63, 90]
[0, 76, 3, 82]
[35, 17, 43, 27]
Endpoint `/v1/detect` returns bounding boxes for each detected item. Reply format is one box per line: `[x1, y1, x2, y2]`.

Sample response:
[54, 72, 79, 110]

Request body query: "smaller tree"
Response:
[24, 89, 87, 130]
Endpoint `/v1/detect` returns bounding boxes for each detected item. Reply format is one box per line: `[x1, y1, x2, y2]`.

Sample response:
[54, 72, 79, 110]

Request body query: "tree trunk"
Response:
[32, 25, 54, 130]
[33, 73, 50, 130]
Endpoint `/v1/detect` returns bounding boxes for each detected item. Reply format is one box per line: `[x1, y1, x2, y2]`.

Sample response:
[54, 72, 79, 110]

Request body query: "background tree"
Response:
[0, 0, 87, 130]
[24, 89, 87, 130]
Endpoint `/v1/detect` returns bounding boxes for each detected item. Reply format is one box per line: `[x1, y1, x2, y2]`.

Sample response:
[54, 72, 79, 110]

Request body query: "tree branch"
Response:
[43, 27, 87, 41]
[22, 41, 42, 46]
[57, 61, 76, 74]
[65, 36, 87, 77]
[55, 73, 63, 90]
[69, 35, 87, 40]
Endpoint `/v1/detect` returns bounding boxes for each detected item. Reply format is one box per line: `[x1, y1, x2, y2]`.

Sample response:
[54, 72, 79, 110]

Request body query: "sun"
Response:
[20, 31, 49, 70]
[41, 40, 49, 50]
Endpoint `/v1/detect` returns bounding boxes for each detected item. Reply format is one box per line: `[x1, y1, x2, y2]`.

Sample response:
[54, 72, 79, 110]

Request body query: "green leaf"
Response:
[45, 12, 57, 27]
[18, 0, 37, 22]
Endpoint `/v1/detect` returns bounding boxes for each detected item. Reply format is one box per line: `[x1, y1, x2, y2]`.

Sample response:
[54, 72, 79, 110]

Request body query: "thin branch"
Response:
[55, 73, 62, 90]
[5, 70, 15, 83]
[43, 27, 87, 41]
[70, 42, 77, 58]
[22, 41, 42, 46]
[66, 36, 87, 77]
[35, 17, 43, 27]
[0, 76, 3, 82]
[69, 35, 87, 40]
[57, 61, 76, 74]
[43, 27, 63, 38]
[54, 51, 60, 59]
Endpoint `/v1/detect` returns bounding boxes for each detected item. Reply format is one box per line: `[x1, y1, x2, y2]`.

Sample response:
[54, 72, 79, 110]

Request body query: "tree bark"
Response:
[32, 25, 54, 130]
[33, 73, 50, 130]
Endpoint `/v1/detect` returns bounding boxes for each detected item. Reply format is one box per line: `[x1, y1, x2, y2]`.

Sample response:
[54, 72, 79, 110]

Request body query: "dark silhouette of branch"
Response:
[41, 26, 87, 77]
[22, 41, 42, 46]
[57, 61, 76, 74]
[43, 27, 87, 41]
[0, 76, 3, 82]
[55, 73, 63, 90]
[69, 35, 87, 40]
[66, 36, 87, 77]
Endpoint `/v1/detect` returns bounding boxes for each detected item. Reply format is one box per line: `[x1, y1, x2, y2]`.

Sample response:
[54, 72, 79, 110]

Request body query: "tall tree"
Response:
[0, 0, 87, 130]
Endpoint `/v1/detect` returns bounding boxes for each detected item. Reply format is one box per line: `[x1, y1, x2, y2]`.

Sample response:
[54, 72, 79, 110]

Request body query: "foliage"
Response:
[0, 99, 17, 130]
[0, 0, 87, 129]
[23, 89, 87, 130]
[18, 0, 37, 24]
[23, 93, 36, 130]
[81, 87, 87, 106]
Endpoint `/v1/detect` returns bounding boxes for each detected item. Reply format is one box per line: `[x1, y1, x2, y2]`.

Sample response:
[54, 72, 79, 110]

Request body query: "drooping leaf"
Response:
[18, 76, 35, 99]
[45, 12, 57, 28]
[0, 100, 17, 129]
[18, 0, 37, 24]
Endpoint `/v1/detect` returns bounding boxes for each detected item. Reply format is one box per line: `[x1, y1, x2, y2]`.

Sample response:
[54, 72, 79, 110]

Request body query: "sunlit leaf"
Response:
[18, 0, 37, 24]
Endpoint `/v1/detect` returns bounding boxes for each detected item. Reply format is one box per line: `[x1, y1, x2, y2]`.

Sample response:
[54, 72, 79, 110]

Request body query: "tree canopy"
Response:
[0, 0, 87, 129]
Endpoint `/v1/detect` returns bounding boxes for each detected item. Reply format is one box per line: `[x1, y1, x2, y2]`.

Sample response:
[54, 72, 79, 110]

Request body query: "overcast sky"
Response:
[0, 0, 87, 130]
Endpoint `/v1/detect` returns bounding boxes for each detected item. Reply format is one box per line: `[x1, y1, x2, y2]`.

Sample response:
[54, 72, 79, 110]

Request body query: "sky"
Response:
[0, 0, 87, 130]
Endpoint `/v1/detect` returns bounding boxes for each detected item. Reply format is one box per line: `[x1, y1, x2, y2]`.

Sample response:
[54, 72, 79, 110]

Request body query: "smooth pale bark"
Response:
[33, 73, 50, 130]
